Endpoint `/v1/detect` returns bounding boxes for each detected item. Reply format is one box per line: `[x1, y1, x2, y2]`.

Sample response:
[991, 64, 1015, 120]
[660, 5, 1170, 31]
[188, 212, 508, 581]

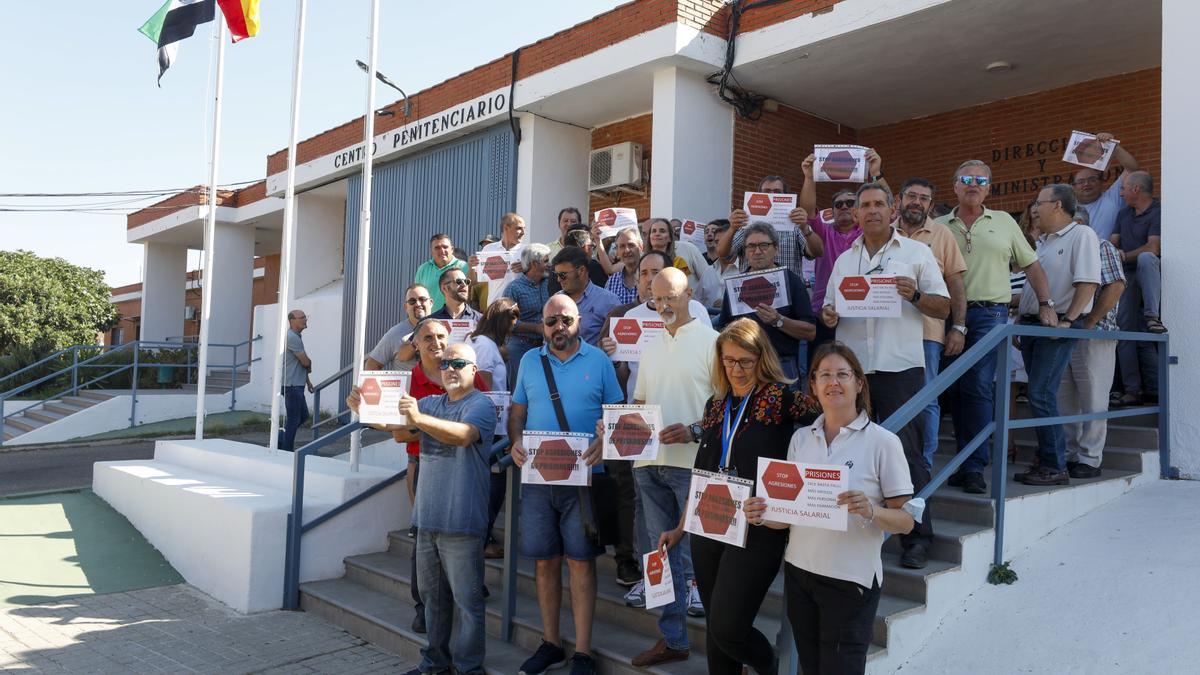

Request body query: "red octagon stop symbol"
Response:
[610, 413, 652, 458]
[596, 208, 617, 227]
[1072, 138, 1104, 165]
[532, 438, 578, 482]
[738, 275, 778, 309]
[746, 193, 773, 217]
[482, 255, 509, 281]
[839, 276, 871, 301]
[761, 461, 804, 500]
[612, 318, 642, 345]
[360, 378, 382, 405]
[697, 482, 737, 535]
[645, 550, 664, 585]
[821, 150, 861, 181]
[682, 220, 698, 235]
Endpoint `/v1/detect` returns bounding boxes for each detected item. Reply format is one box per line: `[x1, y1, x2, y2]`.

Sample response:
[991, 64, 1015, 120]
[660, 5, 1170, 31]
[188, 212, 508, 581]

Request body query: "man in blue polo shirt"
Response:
[509, 294, 622, 675]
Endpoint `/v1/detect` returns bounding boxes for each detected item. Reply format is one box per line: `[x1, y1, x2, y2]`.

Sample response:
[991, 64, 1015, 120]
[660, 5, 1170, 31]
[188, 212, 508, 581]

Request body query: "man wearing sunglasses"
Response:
[1071, 131, 1140, 242]
[366, 283, 434, 374]
[509, 295, 623, 675]
[936, 159, 1057, 495]
[551, 246, 620, 347]
[431, 268, 482, 323]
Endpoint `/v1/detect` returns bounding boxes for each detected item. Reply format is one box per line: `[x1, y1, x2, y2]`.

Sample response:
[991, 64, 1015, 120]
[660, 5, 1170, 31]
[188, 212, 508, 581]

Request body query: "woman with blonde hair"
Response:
[659, 318, 820, 675]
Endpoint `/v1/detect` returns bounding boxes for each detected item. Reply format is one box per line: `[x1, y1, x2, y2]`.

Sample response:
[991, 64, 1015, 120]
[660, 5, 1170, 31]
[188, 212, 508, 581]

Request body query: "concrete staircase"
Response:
[179, 369, 251, 394]
[298, 413, 1159, 674]
[2, 390, 113, 442]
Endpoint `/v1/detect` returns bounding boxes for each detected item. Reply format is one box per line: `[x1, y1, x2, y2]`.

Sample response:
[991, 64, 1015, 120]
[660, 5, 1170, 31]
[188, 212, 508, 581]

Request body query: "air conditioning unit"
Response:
[589, 141, 643, 191]
[184, 305, 197, 320]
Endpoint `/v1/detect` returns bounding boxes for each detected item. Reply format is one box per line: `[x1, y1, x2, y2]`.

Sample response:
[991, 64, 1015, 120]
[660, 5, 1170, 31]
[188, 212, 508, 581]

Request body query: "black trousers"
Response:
[605, 459, 637, 567]
[692, 527, 787, 674]
[865, 368, 932, 550]
[785, 564, 880, 675]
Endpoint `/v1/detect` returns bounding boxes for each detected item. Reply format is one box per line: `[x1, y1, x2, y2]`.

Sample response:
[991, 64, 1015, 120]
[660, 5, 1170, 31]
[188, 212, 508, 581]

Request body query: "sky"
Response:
[0, 1, 623, 288]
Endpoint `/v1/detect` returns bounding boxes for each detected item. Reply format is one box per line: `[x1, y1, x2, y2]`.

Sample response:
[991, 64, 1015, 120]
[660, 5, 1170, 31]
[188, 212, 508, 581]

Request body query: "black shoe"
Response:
[616, 559, 641, 588]
[411, 607, 426, 634]
[1068, 463, 1102, 479]
[900, 544, 928, 569]
[482, 584, 490, 599]
[958, 471, 986, 494]
[568, 652, 597, 675]
[518, 640, 567, 675]
[1017, 467, 1070, 486]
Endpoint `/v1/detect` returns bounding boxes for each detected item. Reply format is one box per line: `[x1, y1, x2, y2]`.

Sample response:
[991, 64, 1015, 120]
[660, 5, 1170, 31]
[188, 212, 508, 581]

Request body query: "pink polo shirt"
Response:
[809, 213, 862, 314]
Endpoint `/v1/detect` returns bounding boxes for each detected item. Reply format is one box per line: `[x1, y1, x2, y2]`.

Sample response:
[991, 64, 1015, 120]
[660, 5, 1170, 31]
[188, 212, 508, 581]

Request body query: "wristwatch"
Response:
[952, 324, 968, 335]
[1039, 299, 1055, 308]
[773, 316, 785, 328]
[910, 289, 922, 305]
[688, 423, 703, 443]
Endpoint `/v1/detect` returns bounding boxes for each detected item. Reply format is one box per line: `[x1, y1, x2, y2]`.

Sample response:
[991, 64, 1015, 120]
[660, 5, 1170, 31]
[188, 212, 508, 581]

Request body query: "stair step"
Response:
[5, 416, 45, 433]
[44, 401, 87, 416]
[881, 518, 988, 564]
[23, 408, 68, 425]
[62, 395, 102, 408]
[77, 390, 113, 401]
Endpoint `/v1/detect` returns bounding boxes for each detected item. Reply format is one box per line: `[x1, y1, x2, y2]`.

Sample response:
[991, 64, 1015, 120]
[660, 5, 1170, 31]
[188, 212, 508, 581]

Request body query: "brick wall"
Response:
[589, 114, 654, 220]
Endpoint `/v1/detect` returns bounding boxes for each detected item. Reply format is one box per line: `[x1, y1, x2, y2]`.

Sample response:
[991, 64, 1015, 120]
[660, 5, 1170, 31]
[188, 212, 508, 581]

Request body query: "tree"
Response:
[0, 250, 119, 357]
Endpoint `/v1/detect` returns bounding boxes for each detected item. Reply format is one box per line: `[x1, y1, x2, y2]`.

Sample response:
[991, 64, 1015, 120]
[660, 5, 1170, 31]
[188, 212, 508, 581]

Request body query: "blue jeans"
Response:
[416, 530, 486, 675]
[943, 305, 1007, 475]
[921, 340, 943, 469]
[634, 466, 693, 650]
[1116, 253, 1160, 396]
[1020, 325, 1079, 473]
[278, 385, 309, 451]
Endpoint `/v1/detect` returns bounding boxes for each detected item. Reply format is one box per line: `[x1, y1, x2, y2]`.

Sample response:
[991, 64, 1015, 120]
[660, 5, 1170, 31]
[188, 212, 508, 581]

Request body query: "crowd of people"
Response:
[275, 137, 1163, 675]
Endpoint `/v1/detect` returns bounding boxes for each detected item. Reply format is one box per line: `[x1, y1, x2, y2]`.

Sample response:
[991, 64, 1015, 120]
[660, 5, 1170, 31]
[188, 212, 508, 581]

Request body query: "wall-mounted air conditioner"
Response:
[589, 141, 643, 191]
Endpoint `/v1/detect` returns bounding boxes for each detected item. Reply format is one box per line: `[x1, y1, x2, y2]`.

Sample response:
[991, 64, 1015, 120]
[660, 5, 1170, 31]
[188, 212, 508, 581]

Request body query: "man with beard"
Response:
[552, 246, 620, 346]
[431, 267, 482, 322]
[822, 182, 949, 569]
[1071, 131, 1139, 242]
[509, 295, 623, 675]
[895, 178, 967, 470]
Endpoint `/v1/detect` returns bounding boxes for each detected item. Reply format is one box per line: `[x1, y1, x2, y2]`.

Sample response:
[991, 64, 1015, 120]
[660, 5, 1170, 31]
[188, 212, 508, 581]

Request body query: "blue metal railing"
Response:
[310, 364, 354, 441]
[0, 336, 261, 444]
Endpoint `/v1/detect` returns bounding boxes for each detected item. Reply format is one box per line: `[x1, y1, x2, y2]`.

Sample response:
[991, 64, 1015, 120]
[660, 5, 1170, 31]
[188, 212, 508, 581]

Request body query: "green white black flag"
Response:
[138, 0, 216, 85]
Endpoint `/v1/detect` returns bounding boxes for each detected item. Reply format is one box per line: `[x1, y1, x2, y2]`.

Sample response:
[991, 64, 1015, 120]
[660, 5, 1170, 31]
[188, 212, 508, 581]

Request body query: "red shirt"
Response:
[405, 364, 489, 456]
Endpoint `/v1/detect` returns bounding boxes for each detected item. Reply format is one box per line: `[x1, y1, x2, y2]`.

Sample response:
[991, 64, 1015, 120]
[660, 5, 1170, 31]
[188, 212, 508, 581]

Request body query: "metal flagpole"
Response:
[269, 0, 309, 452]
[194, 16, 228, 440]
[348, 0, 382, 472]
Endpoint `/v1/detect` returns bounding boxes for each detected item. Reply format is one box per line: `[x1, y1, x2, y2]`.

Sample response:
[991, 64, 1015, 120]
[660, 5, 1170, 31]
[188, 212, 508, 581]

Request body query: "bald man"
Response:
[509, 294, 623, 674]
[279, 309, 313, 451]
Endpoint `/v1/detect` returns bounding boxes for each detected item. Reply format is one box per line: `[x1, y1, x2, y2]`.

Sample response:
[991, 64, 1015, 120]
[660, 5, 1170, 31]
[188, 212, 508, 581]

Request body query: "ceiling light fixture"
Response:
[985, 61, 1012, 73]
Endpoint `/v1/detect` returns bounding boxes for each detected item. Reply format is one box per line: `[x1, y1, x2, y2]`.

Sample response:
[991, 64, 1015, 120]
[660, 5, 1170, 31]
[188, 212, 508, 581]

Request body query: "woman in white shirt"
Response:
[744, 342, 915, 675]
[466, 297, 518, 391]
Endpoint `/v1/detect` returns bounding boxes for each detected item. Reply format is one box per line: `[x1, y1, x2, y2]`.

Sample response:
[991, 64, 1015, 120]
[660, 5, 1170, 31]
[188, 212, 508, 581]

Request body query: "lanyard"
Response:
[720, 390, 754, 472]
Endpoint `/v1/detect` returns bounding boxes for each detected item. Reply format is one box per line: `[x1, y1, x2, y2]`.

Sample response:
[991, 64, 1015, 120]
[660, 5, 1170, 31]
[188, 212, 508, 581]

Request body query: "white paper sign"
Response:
[484, 391, 510, 437]
[684, 469, 752, 547]
[356, 370, 412, 426]
[642, 549, 675, 610]
[833, 274, 901, 318]
[1062, 130, 1119, 171]
[602, 404, 662, 461]
[438, 318, 476, 343]
[814, 144, 869, 183]
[608, 317, 665, 362]
[678, 219, 708, 251]
[474, 249, 521, 304]
[756, 458, 848, 531]
[724, 267, 790, 316]
[595, 207, 639, 239]
[742, 192, 798, 233]
[520, 431, 592, 486]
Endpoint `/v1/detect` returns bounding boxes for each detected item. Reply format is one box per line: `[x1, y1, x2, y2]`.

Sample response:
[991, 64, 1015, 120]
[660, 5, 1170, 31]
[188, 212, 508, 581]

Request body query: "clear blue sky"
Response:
[0, 1, 622, 288]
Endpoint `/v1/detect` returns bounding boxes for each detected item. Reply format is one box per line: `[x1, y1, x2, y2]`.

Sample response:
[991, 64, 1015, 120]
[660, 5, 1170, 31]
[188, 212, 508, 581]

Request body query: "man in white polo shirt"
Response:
[624, 267, 717, 668]
[821, 182, 949, 569]
[1015, 184, 1101, 487]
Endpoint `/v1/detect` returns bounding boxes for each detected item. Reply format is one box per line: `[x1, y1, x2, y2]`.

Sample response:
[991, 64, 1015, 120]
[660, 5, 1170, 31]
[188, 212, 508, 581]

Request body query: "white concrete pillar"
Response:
[293, 192, 346, 301]
[205, 222, 255, 366]
[1161, 0, 1196, 477]
[139, 242, 187, 342]
[649, 67, 735, 221]
[515, 113, 591, 245]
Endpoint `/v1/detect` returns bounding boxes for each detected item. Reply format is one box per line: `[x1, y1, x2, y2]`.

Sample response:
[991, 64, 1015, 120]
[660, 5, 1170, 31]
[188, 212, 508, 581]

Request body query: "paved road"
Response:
[0, 442, 158, 497]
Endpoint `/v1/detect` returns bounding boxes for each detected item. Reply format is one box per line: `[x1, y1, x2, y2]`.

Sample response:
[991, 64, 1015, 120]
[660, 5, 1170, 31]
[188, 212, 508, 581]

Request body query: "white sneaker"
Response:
[686, 580, 705, 617]
[623, 580, 645, 608]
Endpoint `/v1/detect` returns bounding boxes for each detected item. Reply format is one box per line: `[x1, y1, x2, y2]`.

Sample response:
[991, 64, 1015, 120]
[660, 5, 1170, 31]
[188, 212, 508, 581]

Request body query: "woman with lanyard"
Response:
[659, 318, 820, 675]
[745, 342, 918, 675]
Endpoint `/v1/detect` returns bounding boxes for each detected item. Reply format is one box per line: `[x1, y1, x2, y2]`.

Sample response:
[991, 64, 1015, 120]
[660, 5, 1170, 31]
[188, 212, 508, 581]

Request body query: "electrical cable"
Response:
[707, 0, 791, 121]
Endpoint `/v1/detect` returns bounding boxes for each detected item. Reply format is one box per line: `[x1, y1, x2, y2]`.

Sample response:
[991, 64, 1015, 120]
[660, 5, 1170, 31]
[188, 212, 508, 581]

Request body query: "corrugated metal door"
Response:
[340, 122, 516, 388]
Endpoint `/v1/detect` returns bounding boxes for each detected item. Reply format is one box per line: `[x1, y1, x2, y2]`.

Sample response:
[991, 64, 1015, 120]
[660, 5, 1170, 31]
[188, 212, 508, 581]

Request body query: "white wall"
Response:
[649, 67, 735, 222]
[4, 392, 233, 446]
[515, 113, 592, 245]
[293, 192, 346, 300]
[139, 243, 187, 342]
[206, 223, 256, 362]
[1161, 0, 1196, 479]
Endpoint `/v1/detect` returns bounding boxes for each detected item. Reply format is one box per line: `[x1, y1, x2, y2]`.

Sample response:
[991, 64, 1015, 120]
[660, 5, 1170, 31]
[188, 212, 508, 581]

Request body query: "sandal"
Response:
[1145, 316, 1167, 334]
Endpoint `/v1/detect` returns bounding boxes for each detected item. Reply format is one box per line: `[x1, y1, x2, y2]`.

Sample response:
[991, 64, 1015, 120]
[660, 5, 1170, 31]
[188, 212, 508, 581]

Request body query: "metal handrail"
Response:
[0, 344, 87, 385]
[311, 364, 354, 441]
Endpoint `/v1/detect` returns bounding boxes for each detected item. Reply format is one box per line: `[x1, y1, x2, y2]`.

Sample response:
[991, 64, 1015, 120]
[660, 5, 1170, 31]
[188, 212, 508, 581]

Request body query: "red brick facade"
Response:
[589, 114, 654, 220]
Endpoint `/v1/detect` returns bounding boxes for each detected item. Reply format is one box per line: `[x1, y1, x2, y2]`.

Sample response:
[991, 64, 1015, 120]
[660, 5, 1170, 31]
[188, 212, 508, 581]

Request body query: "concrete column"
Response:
[650, 67, 735, 221]
[205, 222, 255, 366]
[292, 192, 346, 301]
[1162, 0, 1196, 477]
[515, 113, 591, 245]
[138, 242, 187, 342]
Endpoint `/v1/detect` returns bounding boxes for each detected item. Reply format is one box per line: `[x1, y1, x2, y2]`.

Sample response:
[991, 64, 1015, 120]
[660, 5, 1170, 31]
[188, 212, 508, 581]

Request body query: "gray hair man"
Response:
[1111, 170, 1164, 407]
[278, 309, 313, 451]
[502, 243, 551, 392]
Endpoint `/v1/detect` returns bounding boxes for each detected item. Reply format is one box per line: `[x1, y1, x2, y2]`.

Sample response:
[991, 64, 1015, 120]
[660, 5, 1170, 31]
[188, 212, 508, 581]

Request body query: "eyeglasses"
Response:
[406, 297, 432, 305]
[744, 241, 775, 252]
[438, 358, 475, 371]
[957, 175, 990, 187]
[832, 199, 856, 210]
[444, 278, 471, 287]
[543, 315, 576, 327]
[961, 230, 973, 254]
[1072, 176, 1101, 186]
[721, 356, 758, 371]
[553, 270, 576, 281]
[814, 370, 855, 384]
[1033, 199, 1059, 208]
[902, 192, 933, 204]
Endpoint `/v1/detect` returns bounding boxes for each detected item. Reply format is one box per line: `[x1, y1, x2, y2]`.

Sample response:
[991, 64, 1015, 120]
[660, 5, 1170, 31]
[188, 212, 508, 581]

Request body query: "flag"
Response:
[217, 0, 261, 42]
[138, 0, 216, 85]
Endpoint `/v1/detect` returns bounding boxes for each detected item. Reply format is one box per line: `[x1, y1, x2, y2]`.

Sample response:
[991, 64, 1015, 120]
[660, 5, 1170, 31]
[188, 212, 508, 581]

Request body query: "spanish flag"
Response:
[217, 0, 261, 42]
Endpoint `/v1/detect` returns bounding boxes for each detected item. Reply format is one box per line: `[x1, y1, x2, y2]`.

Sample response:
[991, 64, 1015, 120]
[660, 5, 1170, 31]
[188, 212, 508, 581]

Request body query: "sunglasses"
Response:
[438, 358, 475, 371]
[832, 199, 856, 210]
[406, 297, 432, 305]
[543, 315, 576, 327]
[553, 270, 578, 281]
[444, 278, 471, 287]
[957, 175, 990, 187]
